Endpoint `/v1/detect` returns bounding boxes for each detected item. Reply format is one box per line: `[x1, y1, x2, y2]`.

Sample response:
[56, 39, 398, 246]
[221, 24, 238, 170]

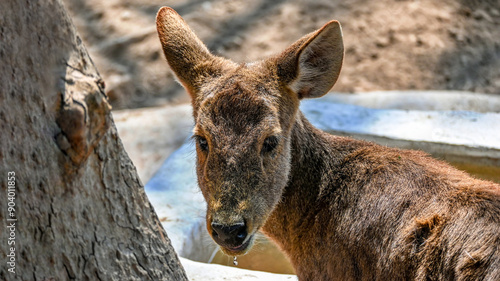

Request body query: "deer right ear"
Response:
[156, 7, 225, 97]
[274, 20, 344, 99]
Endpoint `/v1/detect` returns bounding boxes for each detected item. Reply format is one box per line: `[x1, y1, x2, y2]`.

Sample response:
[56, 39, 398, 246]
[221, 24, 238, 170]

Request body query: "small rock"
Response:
[375, 36, 390, 48]
[202, 2, 212, 11]
[121, 11, 132, 21]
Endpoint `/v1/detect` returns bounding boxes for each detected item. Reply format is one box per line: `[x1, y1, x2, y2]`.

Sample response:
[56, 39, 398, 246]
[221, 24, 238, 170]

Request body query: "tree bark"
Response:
[0, 1, 188, 280]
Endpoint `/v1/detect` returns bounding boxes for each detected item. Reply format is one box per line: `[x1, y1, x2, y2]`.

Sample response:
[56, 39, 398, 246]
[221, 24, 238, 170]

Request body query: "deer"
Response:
[156, 7, 500, 280]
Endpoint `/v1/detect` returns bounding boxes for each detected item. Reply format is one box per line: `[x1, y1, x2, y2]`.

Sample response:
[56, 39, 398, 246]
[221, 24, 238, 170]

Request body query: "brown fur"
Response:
[156, 7, 500, 280]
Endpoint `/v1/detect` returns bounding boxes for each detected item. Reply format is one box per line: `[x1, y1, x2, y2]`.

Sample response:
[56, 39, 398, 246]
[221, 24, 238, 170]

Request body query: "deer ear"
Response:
[275, 20, 344, 99]
[156, 7, 223, 96]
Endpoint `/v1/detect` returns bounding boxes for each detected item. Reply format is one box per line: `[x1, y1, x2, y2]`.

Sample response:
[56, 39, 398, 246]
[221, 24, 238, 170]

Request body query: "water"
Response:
[211, 236, 295, 274]
[450, 162, 500, 184]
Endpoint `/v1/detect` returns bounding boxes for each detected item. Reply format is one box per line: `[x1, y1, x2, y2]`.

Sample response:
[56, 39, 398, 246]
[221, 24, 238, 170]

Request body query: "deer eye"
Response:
[196, 136, 209, 152]
[262, 136, 279, 154]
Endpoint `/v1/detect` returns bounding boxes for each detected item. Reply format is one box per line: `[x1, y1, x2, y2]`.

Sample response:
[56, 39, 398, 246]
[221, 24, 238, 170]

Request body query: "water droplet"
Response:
[233, 256, 238, 266]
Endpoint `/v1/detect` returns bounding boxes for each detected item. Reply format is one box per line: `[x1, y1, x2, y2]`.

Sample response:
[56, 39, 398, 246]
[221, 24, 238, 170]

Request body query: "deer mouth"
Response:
[221, 233, 254, 255]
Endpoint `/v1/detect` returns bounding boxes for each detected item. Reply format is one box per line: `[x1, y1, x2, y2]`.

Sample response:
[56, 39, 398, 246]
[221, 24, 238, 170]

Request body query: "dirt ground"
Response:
[63, 0, 500, 110]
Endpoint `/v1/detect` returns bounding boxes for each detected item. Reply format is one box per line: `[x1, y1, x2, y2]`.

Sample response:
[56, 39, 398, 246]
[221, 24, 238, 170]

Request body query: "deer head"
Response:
[156, 7, 343, 256]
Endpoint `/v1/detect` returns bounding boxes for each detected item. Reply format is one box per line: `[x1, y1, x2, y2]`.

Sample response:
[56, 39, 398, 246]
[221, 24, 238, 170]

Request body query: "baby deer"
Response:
[156, 7, 500, 280]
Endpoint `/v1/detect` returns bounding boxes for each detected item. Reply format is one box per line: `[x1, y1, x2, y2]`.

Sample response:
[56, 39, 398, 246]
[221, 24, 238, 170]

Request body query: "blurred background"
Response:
[63, 0, 500, 110]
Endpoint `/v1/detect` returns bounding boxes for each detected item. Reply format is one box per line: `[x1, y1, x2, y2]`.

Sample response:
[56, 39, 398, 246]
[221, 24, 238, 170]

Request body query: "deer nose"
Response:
[211, 222, 247, 247]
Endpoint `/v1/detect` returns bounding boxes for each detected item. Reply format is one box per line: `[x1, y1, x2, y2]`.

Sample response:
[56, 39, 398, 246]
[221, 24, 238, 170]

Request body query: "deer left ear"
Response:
[156, 7, 231, 99]
[274, 20, 344, 99]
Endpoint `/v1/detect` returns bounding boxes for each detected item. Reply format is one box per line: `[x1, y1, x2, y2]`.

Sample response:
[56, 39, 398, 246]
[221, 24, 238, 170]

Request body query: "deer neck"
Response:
[262, 111, 362, 262]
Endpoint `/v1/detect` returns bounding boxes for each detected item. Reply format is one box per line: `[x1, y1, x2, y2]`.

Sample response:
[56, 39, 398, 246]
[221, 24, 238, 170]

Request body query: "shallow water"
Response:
[211, 236, 295, 274]
[450, 162, 500, 184]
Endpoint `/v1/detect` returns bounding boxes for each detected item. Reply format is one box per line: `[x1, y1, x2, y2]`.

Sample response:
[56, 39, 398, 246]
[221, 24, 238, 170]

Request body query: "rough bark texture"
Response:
[0, 1, 188, 280]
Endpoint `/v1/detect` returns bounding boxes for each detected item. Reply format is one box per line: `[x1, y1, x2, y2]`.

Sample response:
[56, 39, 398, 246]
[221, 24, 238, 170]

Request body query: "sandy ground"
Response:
[63, 0, 500, 110]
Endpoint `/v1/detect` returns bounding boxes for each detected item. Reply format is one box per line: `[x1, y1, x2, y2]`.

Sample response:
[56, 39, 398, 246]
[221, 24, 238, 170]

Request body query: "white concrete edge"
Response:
[300, 98, 500, 151]
[179, 257, 298, 281]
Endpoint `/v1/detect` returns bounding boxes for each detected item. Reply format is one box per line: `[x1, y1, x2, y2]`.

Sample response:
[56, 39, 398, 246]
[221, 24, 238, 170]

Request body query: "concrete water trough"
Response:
[143, 91, 500, 280]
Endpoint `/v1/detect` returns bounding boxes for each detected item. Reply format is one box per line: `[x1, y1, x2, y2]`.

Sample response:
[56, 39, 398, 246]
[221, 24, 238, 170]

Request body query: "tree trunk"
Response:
[0, 1, 188, 280]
